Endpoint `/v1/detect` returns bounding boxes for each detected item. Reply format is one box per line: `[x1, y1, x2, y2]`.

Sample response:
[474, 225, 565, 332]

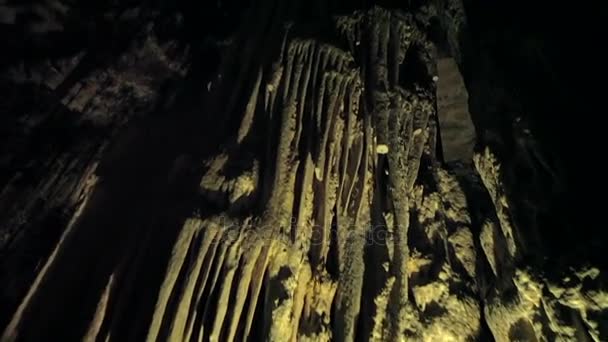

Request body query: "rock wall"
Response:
[0, 1, 605, 341]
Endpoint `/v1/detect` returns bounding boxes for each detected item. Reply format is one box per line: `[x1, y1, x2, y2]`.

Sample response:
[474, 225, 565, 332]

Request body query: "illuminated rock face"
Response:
[0, 1, 605, 341]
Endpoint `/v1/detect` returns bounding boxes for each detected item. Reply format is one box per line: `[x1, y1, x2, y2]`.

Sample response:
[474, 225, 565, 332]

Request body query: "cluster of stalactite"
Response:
[0, 18, 189, 331]
[1, 3, 607, 342]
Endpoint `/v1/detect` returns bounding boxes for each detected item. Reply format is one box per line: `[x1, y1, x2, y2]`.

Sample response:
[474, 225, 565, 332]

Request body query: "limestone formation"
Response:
[0, 1, 604, 341]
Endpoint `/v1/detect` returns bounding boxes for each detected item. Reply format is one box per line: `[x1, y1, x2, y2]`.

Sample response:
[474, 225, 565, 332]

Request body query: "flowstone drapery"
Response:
[1, 3, 606, 342]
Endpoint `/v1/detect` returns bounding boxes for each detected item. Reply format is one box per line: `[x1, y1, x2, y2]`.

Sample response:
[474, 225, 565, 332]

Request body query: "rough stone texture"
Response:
[0, 1, 605, 341]
[436, 57, 475, 162]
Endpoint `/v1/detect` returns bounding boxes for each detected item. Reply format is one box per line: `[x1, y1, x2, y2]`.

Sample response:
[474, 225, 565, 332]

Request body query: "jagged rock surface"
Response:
[0, 1, 605, 341]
